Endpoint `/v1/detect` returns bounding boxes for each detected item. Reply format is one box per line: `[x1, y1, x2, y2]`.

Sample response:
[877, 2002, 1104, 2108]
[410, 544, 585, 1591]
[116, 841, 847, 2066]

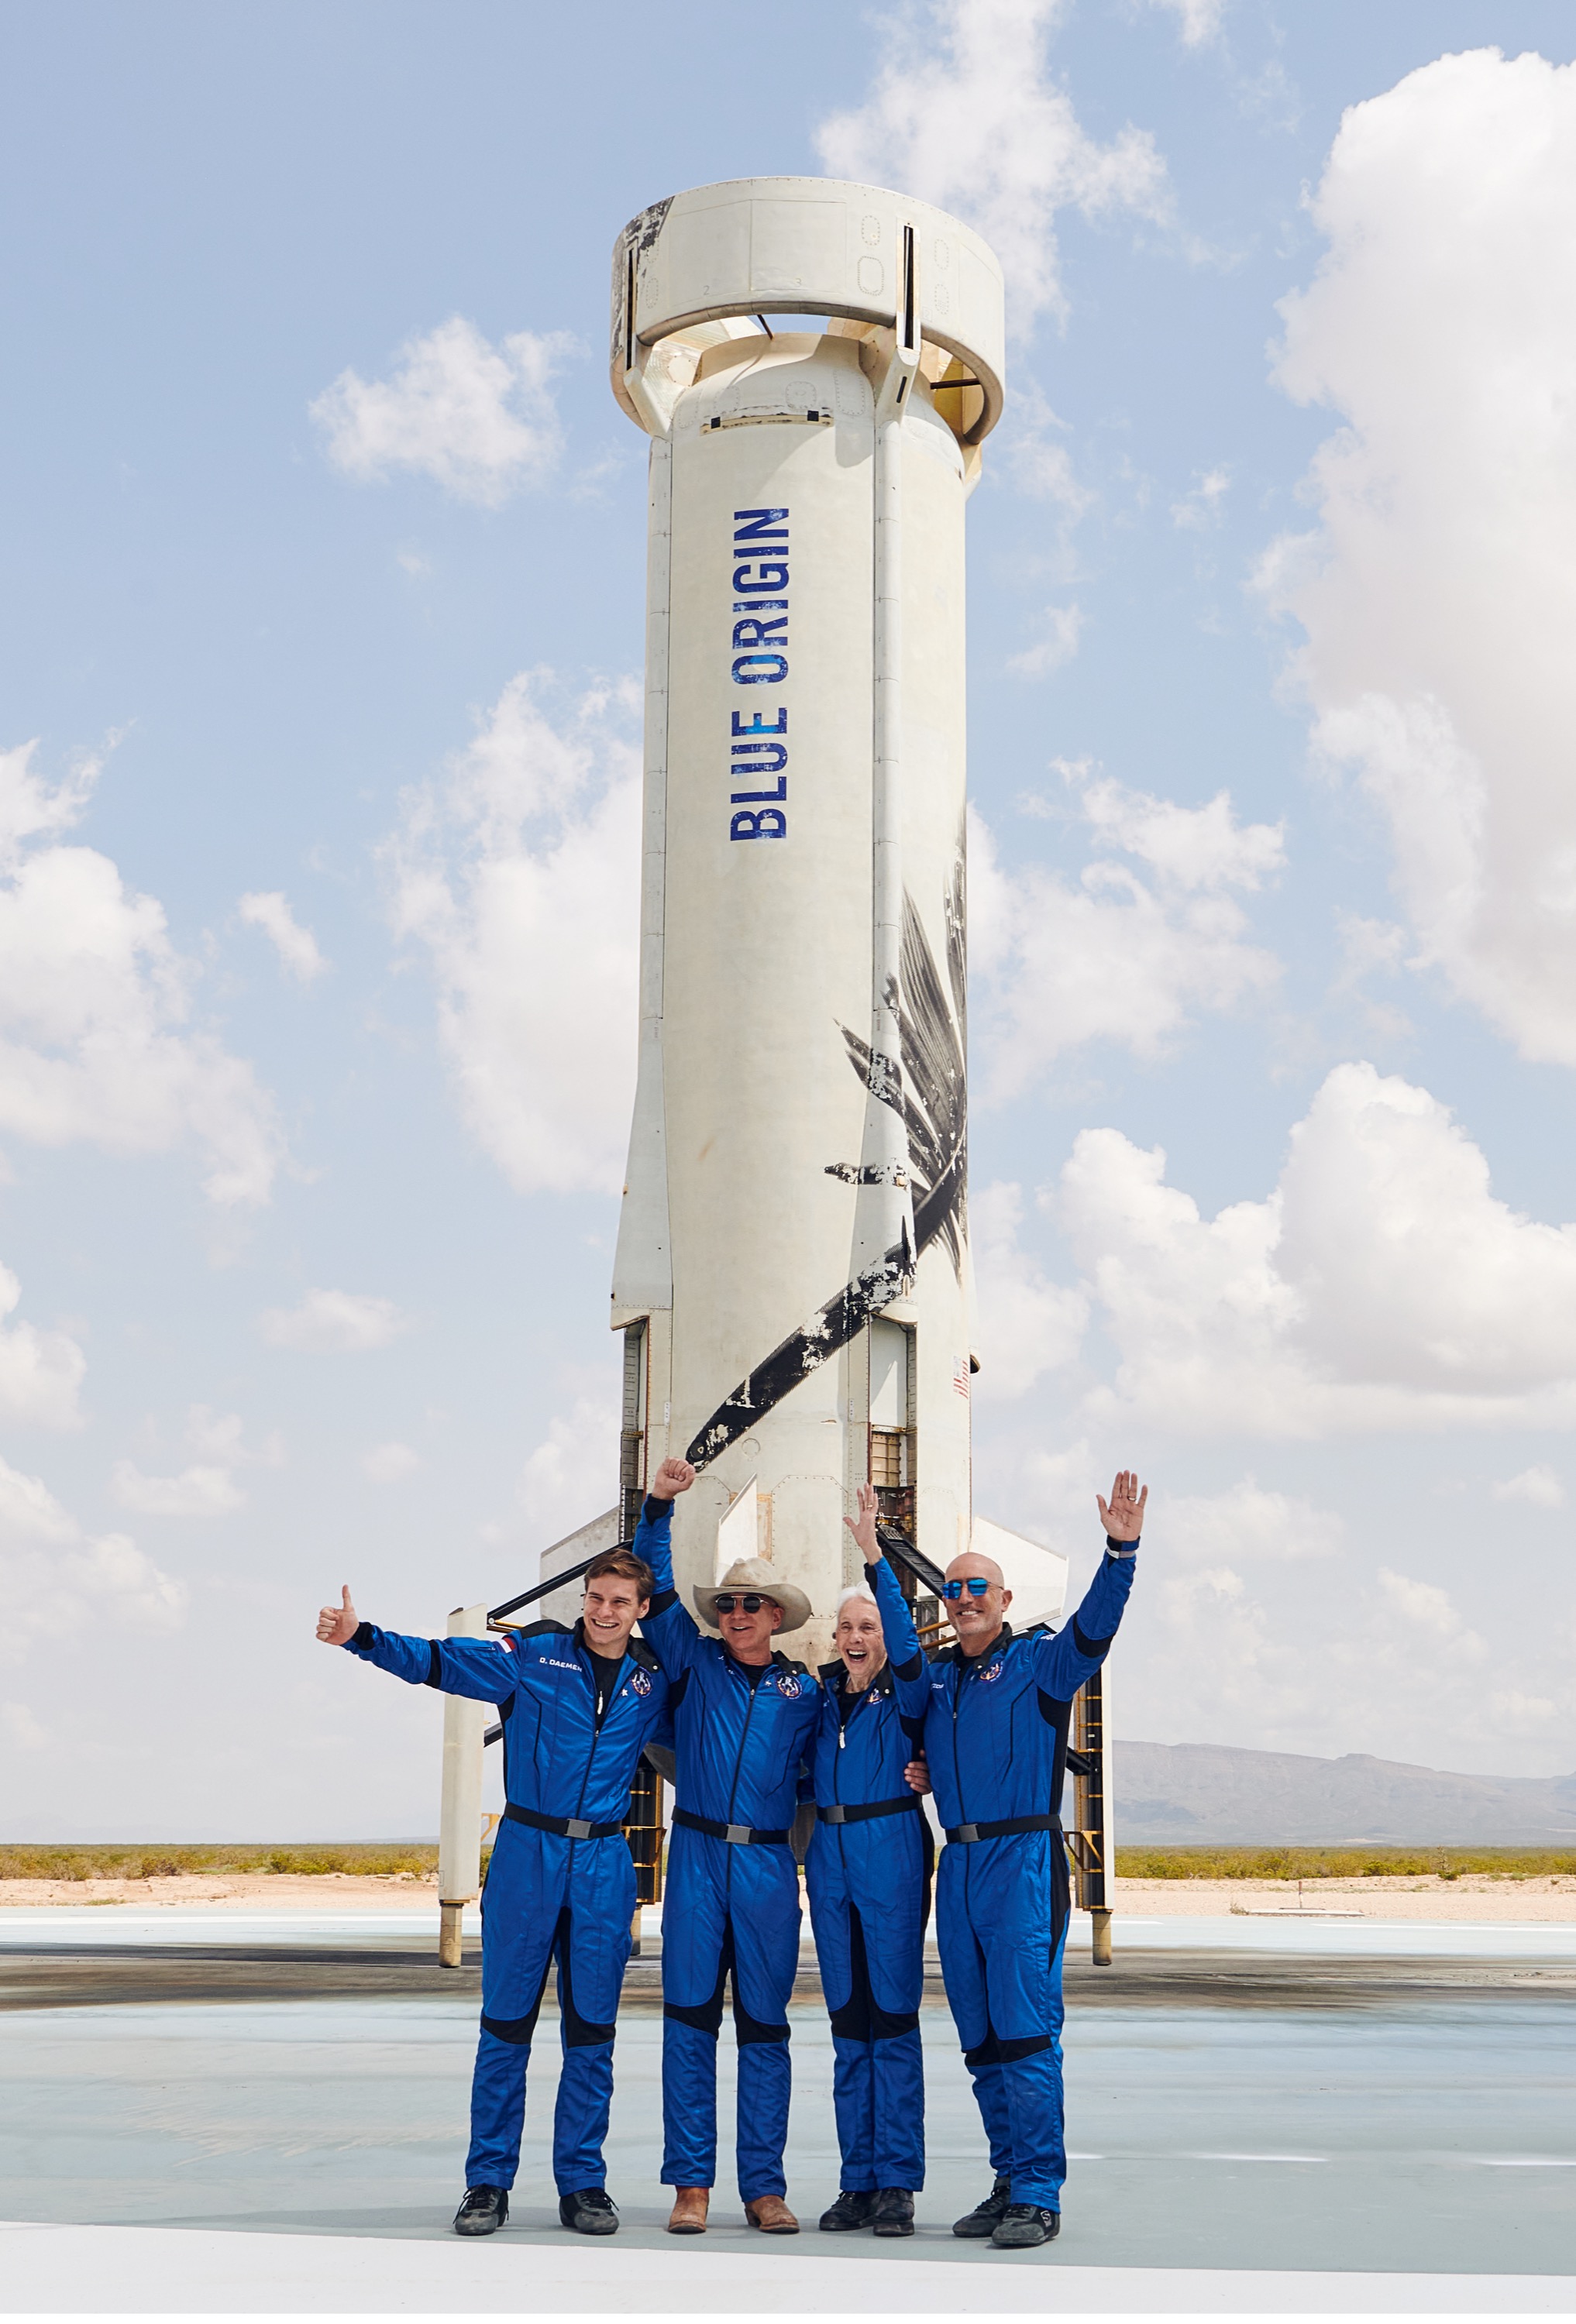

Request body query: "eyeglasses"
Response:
[713, 1593, 774, 1614]
[940, 1576, 993, 1600]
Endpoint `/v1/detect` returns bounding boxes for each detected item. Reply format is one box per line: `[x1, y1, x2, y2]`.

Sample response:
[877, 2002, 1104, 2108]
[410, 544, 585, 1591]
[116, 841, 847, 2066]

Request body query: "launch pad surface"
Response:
[2, 1913, 1572, 2311]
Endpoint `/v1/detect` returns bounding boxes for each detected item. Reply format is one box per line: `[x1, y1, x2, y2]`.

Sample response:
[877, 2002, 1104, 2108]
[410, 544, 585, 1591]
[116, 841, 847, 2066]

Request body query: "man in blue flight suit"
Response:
[871, 1468, 1145, 2250]
[315, 1545, 669, 2240]
[805, 1482, 934, 2238]
[635, 1454, 823, 2236]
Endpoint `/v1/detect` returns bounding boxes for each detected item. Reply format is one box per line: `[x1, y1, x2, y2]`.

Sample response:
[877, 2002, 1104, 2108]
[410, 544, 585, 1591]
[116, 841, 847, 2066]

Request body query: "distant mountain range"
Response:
[1115, 1739, 1576, 1845]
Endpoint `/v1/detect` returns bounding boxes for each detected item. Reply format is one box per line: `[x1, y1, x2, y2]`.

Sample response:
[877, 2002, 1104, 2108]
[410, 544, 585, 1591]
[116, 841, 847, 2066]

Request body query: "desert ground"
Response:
[4, 1868, 1575, 1918]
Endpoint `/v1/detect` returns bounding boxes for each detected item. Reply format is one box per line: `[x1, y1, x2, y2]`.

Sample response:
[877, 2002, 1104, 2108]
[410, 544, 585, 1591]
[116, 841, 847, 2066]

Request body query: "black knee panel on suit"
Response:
[964, 2026, 1053, 2070]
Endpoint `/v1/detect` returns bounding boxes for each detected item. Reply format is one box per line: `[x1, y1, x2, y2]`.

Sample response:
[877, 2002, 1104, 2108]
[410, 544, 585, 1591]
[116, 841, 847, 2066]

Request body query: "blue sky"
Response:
[3, 0, 1575, 1837]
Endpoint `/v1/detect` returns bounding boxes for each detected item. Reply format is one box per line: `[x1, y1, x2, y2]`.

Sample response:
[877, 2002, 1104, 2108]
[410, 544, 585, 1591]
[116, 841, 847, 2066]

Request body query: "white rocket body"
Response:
[608, 179, 1007, 1669]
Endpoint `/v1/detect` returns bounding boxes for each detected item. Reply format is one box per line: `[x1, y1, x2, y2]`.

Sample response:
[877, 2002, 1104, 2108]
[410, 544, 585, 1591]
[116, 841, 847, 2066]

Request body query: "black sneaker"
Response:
[817, 2188, 876, 2232]
[453, 2185, 509, 2236]
[872, 2188, 914, 2237]
[990, 2202, 1060, 2248]
[951, 2175, 1010, 2237]
[559, 2187, 619, 2236]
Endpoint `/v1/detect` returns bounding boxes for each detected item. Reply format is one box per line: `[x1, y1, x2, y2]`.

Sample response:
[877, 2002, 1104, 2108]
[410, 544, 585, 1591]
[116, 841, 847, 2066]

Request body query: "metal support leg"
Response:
[1072, 1664, 1117, 1966]
[439, 1901, 466, 1968]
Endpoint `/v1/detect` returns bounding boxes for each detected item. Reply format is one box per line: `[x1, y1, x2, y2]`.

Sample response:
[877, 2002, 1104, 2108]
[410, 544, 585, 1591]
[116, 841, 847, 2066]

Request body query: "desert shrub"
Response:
[0, 1841, 442, 1880]
[1114, 1845, 1576, 1880]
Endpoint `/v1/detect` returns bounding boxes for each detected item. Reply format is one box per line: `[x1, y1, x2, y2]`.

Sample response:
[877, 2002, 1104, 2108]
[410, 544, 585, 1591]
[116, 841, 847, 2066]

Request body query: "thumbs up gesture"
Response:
[316, 1585, 359, 1646]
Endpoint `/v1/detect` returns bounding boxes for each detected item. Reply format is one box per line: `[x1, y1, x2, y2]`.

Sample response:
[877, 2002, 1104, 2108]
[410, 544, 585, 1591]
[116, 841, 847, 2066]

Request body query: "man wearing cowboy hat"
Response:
[631, 1454, 821, 2236]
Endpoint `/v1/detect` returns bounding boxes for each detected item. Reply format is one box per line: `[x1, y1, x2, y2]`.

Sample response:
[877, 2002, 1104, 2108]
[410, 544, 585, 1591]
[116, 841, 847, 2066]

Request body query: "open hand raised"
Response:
[843, 1480, 879, 1563]
[1096, 1471, 1148, 1542]
[316, 1585, 358, 1646]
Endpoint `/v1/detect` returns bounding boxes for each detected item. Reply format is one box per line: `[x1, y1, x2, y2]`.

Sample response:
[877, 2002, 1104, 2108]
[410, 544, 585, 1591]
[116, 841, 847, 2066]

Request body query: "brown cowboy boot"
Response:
[745, 2195, 800, 2234]
[666, 2187, 710, 2235]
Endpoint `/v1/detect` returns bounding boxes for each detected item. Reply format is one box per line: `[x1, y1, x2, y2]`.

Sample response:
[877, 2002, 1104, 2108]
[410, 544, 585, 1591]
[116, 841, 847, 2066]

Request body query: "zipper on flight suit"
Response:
[950, 1654, 972, 1905]
[724, 1659, 762, 1827]
[569, 1642, 628, 1825]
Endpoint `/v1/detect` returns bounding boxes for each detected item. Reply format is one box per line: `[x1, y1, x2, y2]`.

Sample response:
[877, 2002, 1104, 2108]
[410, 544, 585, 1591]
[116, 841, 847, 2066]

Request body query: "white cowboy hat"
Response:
[693, 1556, 814, 1636]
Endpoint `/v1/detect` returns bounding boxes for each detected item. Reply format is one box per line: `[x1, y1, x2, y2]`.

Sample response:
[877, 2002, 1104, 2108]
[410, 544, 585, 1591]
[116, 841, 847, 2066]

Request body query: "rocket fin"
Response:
[612, 1028, 672, 1318]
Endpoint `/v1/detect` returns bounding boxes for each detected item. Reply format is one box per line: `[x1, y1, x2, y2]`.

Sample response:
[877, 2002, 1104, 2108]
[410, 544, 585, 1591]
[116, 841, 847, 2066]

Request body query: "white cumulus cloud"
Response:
[109, 1462, 244, 1518]
[1164, 1479, 1344, 1566]
[0, 741, 281, 1205]
[516, 1395, 618, 1549]
[384, 671, 641, 1197]
[1056, 1060, 1576, 1436]
[1007, 603, 1083, 677]
[970, 773, 1283, 1099]
[1143, 0, 1225, 46]
[0, 1263, 84, 1429]
[815, 0, 1170, 330]
[1172, 465, 1230, 529]
[0, 1453, 185, 1656]
[363, 1442, 421, 1485]
[260, 1289, 409, 1353]
[184, 1406, 284, 1466]
[1128, 1556, 1492, 1760]
[1493, 1464, 1565, 1511]
[970, 1181, 1087, 1396]
[999, 384, 1096, 524]
[311, 318, 576, 507]
[1264, 48, 1576, 1067]
[238, 892, 328, 982]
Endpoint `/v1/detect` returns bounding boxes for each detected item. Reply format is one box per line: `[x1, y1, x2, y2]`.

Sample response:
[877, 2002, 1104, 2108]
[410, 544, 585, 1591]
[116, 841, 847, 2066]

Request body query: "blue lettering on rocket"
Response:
[730, 511, 788, 839]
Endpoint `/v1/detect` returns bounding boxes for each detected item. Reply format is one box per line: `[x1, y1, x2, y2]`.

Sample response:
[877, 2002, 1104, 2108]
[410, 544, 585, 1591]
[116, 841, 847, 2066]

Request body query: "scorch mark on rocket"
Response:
[686, 858, 967, 1470]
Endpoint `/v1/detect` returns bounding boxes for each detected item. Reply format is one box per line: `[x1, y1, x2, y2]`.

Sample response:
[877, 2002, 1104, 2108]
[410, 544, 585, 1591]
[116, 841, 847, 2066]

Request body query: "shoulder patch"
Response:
[509, 1618, 573, 1642]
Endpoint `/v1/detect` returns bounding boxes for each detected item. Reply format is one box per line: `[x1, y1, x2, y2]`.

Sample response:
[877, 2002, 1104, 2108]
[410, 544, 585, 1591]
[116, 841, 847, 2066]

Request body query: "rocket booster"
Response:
[607, 177, 1006, 1667]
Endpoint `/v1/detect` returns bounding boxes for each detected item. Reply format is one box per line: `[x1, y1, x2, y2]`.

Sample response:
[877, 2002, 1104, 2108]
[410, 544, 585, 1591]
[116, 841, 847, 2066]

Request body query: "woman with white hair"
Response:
[804, 1483, 934, 2239]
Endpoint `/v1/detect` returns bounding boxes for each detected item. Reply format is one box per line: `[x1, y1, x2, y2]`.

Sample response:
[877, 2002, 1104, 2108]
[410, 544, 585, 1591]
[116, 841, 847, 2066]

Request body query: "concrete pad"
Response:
[9, 1901, 1576, 1958]
[4, 1996, 1575, 2282]
[4, 2216, 1575, 2315]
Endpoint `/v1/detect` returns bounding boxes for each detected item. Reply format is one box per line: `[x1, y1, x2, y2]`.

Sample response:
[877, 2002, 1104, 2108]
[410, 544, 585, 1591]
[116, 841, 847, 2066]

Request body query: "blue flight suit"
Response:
[637, 1497, 823, 2200]
[805, 1558, 932, 2194]
[342, 1613, 669, 2195]
[879, 1541, 1137, 2213]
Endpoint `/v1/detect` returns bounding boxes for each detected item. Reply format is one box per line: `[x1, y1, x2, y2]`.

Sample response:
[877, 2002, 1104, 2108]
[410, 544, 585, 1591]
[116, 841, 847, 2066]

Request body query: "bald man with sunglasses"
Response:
[869, 1470, 1145, 2249]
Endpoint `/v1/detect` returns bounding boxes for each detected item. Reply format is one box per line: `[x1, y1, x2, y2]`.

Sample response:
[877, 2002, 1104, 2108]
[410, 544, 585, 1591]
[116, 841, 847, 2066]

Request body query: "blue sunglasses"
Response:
[940, 1576, 993, 1600]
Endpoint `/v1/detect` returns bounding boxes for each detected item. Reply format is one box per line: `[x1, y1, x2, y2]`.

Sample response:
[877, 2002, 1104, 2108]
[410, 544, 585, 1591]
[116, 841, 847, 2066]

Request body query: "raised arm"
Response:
[317, 1584, 519, 1703]
[632, 1455, 702, 1676]
[1032, 1470, 1144, 1703]
[845, 1483, 931, 1720]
